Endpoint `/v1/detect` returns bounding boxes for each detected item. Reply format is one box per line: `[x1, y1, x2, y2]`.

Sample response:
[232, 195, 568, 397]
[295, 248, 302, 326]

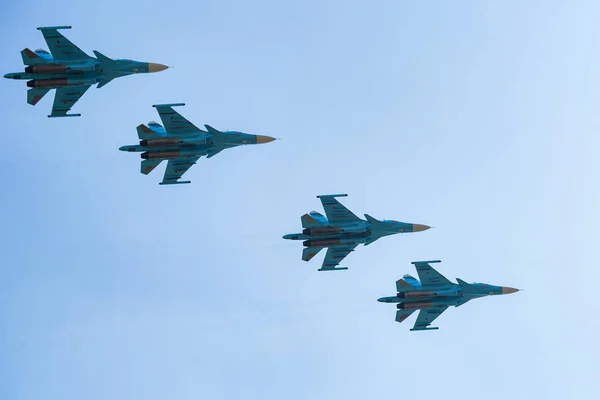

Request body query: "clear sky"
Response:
[1, 1, 599, 399]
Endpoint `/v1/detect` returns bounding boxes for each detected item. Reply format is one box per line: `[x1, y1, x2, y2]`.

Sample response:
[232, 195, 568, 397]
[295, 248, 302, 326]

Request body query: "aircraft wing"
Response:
[160, 156, 201, 185]
[319, 244, 358, 271]
[413, 260, 453, 288]
[153, 103, 207, 138]
[317, 194, 362, 224]
[411, 306, 449, 331]
[38, 26, 90, 61]
[48, 85, 91, 117]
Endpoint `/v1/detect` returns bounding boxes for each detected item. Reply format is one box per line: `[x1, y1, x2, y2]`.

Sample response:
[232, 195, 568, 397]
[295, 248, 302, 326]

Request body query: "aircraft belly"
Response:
[144, 145, 206, 154]
[302, 235, 365, 247]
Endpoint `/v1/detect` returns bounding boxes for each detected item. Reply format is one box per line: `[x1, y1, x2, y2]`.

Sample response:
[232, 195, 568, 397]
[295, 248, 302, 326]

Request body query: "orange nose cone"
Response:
[148, 63, 169, 73]
[256, 135, 276, 144]
[501, 287, 519, 295]
[413, 224, 431, 232]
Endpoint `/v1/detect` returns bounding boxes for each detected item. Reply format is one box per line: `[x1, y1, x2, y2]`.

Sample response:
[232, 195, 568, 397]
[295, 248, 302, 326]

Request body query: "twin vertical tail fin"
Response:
[301, 213, 320, 228]
[301, 211, 328, 228]
[396, 274, 422, 292]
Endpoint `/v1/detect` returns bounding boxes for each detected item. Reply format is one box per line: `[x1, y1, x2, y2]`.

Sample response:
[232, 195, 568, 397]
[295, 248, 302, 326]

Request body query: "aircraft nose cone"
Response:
[377, 297, 386, 302]
[412, 224, 431, 232]
[501, 287, 519, 295]
[256, 135, 276, 144]
[148, 63, 169, 73]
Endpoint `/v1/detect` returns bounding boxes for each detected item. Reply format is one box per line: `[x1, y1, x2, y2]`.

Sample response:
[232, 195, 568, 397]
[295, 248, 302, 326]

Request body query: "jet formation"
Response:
[3, 26, 168, 117]
[4, 26, 520, 332]
[283, 194, 431, 270]
[119, 104, 276, 185]
[378, 260, 519, 331]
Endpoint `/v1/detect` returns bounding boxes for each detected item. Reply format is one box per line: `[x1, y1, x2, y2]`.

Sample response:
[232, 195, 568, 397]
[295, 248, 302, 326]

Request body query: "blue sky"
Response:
[1, 1, 599, 399]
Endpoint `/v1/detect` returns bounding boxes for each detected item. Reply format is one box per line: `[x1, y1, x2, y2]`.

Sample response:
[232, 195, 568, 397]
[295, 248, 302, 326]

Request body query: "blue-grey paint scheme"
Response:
[378, 260, 519, 331]
[119, 103, 276, 185]
[3, 26, 168, 117]
[283, 194, 430, 270]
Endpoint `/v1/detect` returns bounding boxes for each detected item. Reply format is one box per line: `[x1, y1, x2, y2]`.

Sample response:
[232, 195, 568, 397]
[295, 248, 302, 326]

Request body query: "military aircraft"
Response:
[119, 103, 276, 185]
[378, 260, 519, 331]
[3, 26, 168, 117]
[283, 194, 431, 271]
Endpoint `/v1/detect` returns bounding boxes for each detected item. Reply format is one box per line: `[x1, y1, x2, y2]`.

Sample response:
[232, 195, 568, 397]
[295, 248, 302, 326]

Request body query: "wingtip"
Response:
[37, 25, 72, 30]
[152, 103, 185, 108]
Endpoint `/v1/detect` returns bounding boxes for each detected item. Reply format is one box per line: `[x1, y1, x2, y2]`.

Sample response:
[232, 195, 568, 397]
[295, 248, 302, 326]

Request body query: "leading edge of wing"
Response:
[318, 245, 358, 271]
[410, 306, 448, 331]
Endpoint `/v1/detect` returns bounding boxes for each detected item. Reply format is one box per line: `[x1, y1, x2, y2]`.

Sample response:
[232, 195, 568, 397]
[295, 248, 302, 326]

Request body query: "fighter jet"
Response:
[119, 103, 276, 185]
[283, 194, 431, 271]
[3, 26, 168, 117]
[378, 260, 519, 331]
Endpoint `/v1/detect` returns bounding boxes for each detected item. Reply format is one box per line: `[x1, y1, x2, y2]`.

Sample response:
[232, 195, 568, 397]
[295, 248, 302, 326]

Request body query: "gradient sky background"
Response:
[1, 1, 599, 399]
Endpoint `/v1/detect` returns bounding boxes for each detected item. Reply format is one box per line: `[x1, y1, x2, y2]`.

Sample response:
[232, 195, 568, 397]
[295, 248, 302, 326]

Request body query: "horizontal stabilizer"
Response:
[302, 247, 323, 262]
[21, 48, 45, 65]
[395, 309, 416, 324]
[27, 88, 49, 105]
[137, 124, 163, 140]
[318, 267, 348, 271]
[141, 159, 163, 175]
[301, 213, 325, 228]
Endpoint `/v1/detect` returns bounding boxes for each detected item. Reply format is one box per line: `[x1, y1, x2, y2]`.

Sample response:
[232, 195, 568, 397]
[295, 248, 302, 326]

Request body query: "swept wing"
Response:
[317, 194, 362, 224]
[49, 85, 91, 117]
[412, 260, 453, 288]
[318, 244, 358, 271]
[411, 306, 449, 331]
[160, 156, 201, 185]
[153, 103, 208, 138]
[38, 26, 91, 61]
